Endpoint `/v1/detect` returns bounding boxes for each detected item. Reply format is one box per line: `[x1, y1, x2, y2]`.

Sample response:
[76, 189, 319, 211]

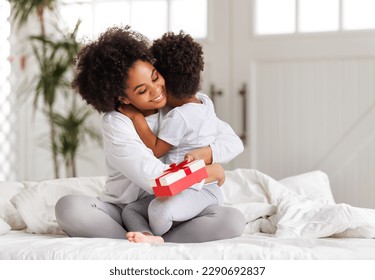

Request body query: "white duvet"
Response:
[223, 169, 375, 239]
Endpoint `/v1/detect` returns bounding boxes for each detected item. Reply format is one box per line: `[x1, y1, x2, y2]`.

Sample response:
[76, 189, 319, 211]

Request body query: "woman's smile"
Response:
[151, 91, 164, 103]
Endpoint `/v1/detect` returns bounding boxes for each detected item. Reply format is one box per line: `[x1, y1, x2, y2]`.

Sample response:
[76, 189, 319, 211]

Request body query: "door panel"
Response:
[206, 0, 375, 208]
[198, 0, 232, 124]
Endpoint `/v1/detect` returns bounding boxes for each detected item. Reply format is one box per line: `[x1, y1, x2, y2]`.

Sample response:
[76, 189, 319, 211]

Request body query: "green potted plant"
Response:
[51, 100, 102, 177]
[10, 0, 101, 178]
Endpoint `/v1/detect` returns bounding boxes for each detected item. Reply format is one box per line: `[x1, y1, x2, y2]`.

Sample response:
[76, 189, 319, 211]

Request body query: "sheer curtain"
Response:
[0, 0, 16, 180]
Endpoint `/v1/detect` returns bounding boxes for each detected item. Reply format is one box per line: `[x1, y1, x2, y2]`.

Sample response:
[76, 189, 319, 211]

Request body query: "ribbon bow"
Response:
[155, 160, 193, 187]
[165, 160, 190, 173]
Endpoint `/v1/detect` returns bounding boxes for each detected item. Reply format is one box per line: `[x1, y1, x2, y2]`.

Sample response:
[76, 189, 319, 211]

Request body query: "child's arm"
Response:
[131, 114, 172, 158]
[205, 163, 225, 186]
[118, 105, 172, 158]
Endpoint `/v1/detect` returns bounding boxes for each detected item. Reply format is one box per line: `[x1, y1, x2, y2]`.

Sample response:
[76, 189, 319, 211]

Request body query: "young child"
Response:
[119, 31, 241, 239]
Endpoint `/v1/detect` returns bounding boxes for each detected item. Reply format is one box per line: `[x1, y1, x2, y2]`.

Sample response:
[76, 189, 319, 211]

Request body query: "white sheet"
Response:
[1, 230, 375, 260]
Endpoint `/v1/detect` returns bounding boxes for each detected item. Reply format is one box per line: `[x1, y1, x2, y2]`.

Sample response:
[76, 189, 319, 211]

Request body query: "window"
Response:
[0, 0, 16, 180]
[255, 0, 375, 35]
[299, 0, 339, 32]
[255, 0, 296, 35]
[343, 0, 375, 30]
[60, 0, 207, 40]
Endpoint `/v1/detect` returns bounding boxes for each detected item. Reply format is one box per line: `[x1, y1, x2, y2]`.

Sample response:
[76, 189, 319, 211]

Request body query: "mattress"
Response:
[1, 230, 375, 260]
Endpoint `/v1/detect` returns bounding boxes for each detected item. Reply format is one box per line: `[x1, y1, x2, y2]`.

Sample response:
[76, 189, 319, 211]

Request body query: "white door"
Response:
[205, 0, 375, 208]
[199, 0, 253, 169]
[197, 0, 232, 124]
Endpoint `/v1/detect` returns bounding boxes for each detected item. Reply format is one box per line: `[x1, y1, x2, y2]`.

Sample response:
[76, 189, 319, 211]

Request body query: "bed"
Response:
[1, 169, 375, 260]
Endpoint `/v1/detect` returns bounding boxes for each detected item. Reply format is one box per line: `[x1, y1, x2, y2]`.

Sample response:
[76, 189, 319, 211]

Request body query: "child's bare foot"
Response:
[126, 232, 164, 243]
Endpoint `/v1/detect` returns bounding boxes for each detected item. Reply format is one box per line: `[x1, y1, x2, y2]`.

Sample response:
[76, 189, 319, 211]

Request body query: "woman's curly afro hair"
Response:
[72, 26, 153, 113]
[150, 31, 204, 99]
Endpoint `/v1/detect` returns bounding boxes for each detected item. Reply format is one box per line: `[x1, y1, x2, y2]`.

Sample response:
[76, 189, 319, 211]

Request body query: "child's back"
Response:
[159, 93, 218, 164]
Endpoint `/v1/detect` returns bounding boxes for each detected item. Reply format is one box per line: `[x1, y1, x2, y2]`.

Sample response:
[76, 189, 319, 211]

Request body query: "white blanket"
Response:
[222, 169, 375, 238]
[8, 169, 375, 238]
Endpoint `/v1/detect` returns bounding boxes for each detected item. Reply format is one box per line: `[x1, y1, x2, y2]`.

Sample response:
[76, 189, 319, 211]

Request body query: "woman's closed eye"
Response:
[138, 88, 147, 94]
[152, 72, 159, 82]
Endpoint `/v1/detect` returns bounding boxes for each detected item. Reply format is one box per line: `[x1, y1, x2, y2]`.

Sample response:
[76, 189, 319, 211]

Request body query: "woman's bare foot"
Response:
[126, 232, 164, 243]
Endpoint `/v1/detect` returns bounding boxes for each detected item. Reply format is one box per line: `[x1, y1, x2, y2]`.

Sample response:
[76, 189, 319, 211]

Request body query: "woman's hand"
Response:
[117, 104, 142, 121]
[205, 163, 225, 186]
[184, 146, 213, 165]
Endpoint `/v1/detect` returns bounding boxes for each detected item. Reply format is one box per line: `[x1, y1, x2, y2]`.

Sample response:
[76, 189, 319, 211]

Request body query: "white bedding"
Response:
[1, 169, 375, 260]
[225, 169, 375, 239]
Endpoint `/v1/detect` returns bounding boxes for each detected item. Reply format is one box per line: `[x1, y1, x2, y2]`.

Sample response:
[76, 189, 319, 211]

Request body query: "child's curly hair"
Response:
[150, 31, 204, 99]
[72, 26, 153, 113]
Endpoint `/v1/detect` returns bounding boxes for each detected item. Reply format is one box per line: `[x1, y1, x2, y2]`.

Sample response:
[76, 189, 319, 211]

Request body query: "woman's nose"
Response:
[150, 84, 161, 96]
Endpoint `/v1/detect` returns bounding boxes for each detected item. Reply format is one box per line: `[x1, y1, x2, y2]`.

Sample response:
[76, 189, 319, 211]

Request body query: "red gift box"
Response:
[150, 159, 208, 197]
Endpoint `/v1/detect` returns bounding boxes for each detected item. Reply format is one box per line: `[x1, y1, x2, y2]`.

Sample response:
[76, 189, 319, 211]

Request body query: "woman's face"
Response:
[123, 60, 167, 116]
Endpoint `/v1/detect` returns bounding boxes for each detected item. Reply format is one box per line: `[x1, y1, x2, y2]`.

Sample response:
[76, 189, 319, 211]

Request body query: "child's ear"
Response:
[118, 96, 131, 105]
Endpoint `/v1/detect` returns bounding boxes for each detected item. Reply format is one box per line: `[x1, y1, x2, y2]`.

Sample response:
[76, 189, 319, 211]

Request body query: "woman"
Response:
[55, 26, 245, 243]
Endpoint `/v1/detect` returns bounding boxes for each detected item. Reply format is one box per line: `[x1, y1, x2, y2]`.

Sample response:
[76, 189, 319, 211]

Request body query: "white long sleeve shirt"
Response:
[99, 94, 244, 206]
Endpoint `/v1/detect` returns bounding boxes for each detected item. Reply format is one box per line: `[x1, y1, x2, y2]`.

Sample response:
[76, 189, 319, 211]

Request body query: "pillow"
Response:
[222, 169, 335, 205]
[0, 181, 25, 199]
[0, 217, 11, 235]
[12, 176, 106, 234]
[279, 170, 335, 204]
[0, 181, 26, 229]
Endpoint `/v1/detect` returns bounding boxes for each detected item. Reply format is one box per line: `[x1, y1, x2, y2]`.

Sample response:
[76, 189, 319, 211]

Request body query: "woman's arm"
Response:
[185, 118, 244, 165]
[205, 163, 225, 186]
[118, 105, 172, 158]
[102, 112, 169, 193]
[210, 118, 244, 164]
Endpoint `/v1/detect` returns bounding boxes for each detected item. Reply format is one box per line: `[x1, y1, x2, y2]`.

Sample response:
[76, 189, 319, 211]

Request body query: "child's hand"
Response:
[117, 104, 141, 120]
[184, 153, 194, 162]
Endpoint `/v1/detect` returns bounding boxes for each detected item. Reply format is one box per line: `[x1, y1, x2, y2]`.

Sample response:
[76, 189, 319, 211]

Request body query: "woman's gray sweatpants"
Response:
[55, 191, 245, 243]
[123, 184, 224, 236]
